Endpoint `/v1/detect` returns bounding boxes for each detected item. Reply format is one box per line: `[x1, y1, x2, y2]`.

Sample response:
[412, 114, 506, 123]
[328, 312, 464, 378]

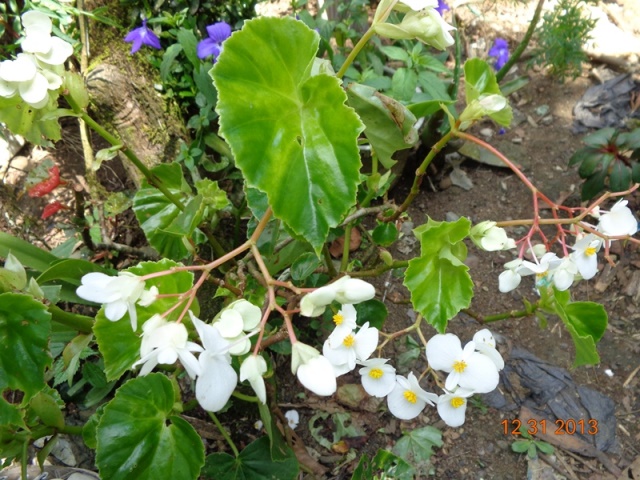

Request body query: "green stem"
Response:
[21, 440, 28, 480]
[58, 424, 84, 435]
[495, 0, 545, 82]
[348, 259, 408, 277]
[336, 27, 376, 79]
[63, 93, 186, 212]
[322, 244, 338, 278]
[209, 412, 240, 457]
[232, 391, 259, 403]
[339, 224, 353, 272]
[463, 306, 538, 323]
[48, 305, 93, 333]
[388, 130, 453, 221]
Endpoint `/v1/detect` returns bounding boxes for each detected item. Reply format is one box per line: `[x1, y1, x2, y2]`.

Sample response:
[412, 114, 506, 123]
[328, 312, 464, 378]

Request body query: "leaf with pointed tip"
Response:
[213, 17, 364, 253]
[403, 218, 473, 333]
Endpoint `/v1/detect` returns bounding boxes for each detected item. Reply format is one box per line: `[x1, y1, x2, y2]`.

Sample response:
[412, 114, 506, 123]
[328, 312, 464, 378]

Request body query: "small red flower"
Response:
[28, 165, 65, 197]
[41, 201, 66, 219]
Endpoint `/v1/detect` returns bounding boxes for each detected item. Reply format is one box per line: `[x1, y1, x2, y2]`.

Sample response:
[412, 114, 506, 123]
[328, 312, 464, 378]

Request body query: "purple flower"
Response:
[436, 0, 450, 16]
[488, 38, 510, 71]
[197, 22, 232, 61]
[124, 19, 161, 54]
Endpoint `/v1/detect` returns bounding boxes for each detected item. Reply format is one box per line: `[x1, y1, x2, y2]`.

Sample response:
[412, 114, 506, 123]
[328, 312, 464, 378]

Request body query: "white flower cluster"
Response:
[0, 11, 73, 109]
[499, 200, 638, 293]
[76, 273, 266, 412]
[132, 302, 263, 413]
[298, 279, 503, 427]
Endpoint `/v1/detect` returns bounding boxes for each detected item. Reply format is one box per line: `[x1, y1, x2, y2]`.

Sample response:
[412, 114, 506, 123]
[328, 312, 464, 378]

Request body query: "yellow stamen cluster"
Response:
[333, 314, 344, 326]
[343, 334, 355, 347]
[453, 360, 467, 373]
[368, 368, 383, 379]
[450, 397, 465, 409]
[585, 246, 597, 256]
[404, 390, 418, 404]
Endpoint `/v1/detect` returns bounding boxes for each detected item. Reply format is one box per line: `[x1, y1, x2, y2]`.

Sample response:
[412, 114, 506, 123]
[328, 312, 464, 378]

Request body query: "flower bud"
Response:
[374, 9, 455, 51]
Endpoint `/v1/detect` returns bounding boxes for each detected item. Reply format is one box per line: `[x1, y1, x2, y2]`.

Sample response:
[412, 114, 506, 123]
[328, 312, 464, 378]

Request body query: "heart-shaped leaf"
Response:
[96, 374, 204, 480]
[213, 17, 364, 253]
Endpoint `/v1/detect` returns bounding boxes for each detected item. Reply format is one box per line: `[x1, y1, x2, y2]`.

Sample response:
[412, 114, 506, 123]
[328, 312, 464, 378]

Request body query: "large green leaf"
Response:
[132, 163, 203, 260]
[0, 293, 51, 400]
[37, 259, 114, 285]
[403, 218, 473, 333]
[93, 259, 194, 381]
[96, 374, 204, 480]
[347, 83, 418, 169]
[201, 436, 298, 480]
[213, 17, 364, 253]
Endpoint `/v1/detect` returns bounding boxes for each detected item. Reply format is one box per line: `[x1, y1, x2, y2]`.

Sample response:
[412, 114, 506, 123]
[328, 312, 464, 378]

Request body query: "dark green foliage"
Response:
[569, 127, 640, 201]
[532, 0, 596, 80]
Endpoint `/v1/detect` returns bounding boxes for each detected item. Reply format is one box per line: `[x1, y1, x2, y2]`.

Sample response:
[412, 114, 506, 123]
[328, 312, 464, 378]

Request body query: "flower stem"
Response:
[48, 305, 93, 333]
[232, 391, 259, 403]
[336, 27, 376, 79]
[63, 92, 187, 212]
[208, 412, 240, 457]
[495, 0, 546, 82]
[387, 130, 453, 221]
[348, 259, 409, 277]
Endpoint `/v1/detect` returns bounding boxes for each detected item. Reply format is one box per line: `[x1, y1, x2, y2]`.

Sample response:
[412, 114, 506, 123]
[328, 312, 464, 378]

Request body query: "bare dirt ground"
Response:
[1, 0, 640, 479]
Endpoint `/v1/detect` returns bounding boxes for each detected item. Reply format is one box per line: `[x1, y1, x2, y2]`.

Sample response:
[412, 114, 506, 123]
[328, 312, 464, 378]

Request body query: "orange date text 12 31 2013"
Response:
[501, 418, 599, 436]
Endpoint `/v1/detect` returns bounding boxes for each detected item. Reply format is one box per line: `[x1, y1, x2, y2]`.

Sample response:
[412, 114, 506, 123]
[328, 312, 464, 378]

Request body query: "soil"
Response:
[1, 1, 640, 479]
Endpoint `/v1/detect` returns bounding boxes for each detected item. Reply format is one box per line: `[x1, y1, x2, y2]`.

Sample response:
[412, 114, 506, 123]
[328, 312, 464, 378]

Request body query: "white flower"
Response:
[132, 314, 203, 378]
[285, 410, 300, 430]
[518, 252, 562, 289]
[437, 388, 475, 427]
[358, 358, 396, 397]
[240, 355, 268, 404]
[571, 234, 602, 280]
[299, 276, 375, 317]
[426, 333, 499, 393]
[329, 304, 359, 340]
[498, 258, 523, 293]
[472, 329, 504, 370]
[598, 200, 637, 237]
[323, 322, 379, 376]
[0, 54, 49, 108]
[374, 8, 455, 50]
[291, 342, 337, 396]
[470, 221, 516, 251]
[387, 372, 438, 420]
[213, 299, 262, 355]
[76, 271, 157, 331]
[551, 256, 578, 291]
[190, 312, 238, 412]
[20, 11, 73, 66]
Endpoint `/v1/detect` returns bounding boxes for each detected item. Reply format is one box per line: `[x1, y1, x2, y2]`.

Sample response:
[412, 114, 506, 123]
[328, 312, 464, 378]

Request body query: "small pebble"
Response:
[512, 137, 523, 144]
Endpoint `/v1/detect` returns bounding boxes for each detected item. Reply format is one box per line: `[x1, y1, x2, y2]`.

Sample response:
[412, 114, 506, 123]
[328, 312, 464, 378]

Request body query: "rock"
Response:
[535, 104, 550, 116]
[479, 128, 494, 138]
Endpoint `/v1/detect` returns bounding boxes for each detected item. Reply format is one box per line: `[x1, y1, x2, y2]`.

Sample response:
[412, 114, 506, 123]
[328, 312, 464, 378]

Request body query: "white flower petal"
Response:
[457, 352, 499, 393]
[437, 392, 469, 427]
[215, 309, 244, 338]
[104, 300, 127, 322]
[285, 410, 300, 429]
[359, 359, 396, 397]
[354, 323, 379, 362]
[230, 299, 262, 331]
[196, 353, 238, 412]
[240, 355, 268, 404]
[296, 355, 337, 396]
[425, 334, 462, 372]
[190, 311, 231, 355]
[498, 269, 521, 292]
[22, 11, 52, 36]
[35, 37, 74, 65]
[387, 376, 427, 420]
